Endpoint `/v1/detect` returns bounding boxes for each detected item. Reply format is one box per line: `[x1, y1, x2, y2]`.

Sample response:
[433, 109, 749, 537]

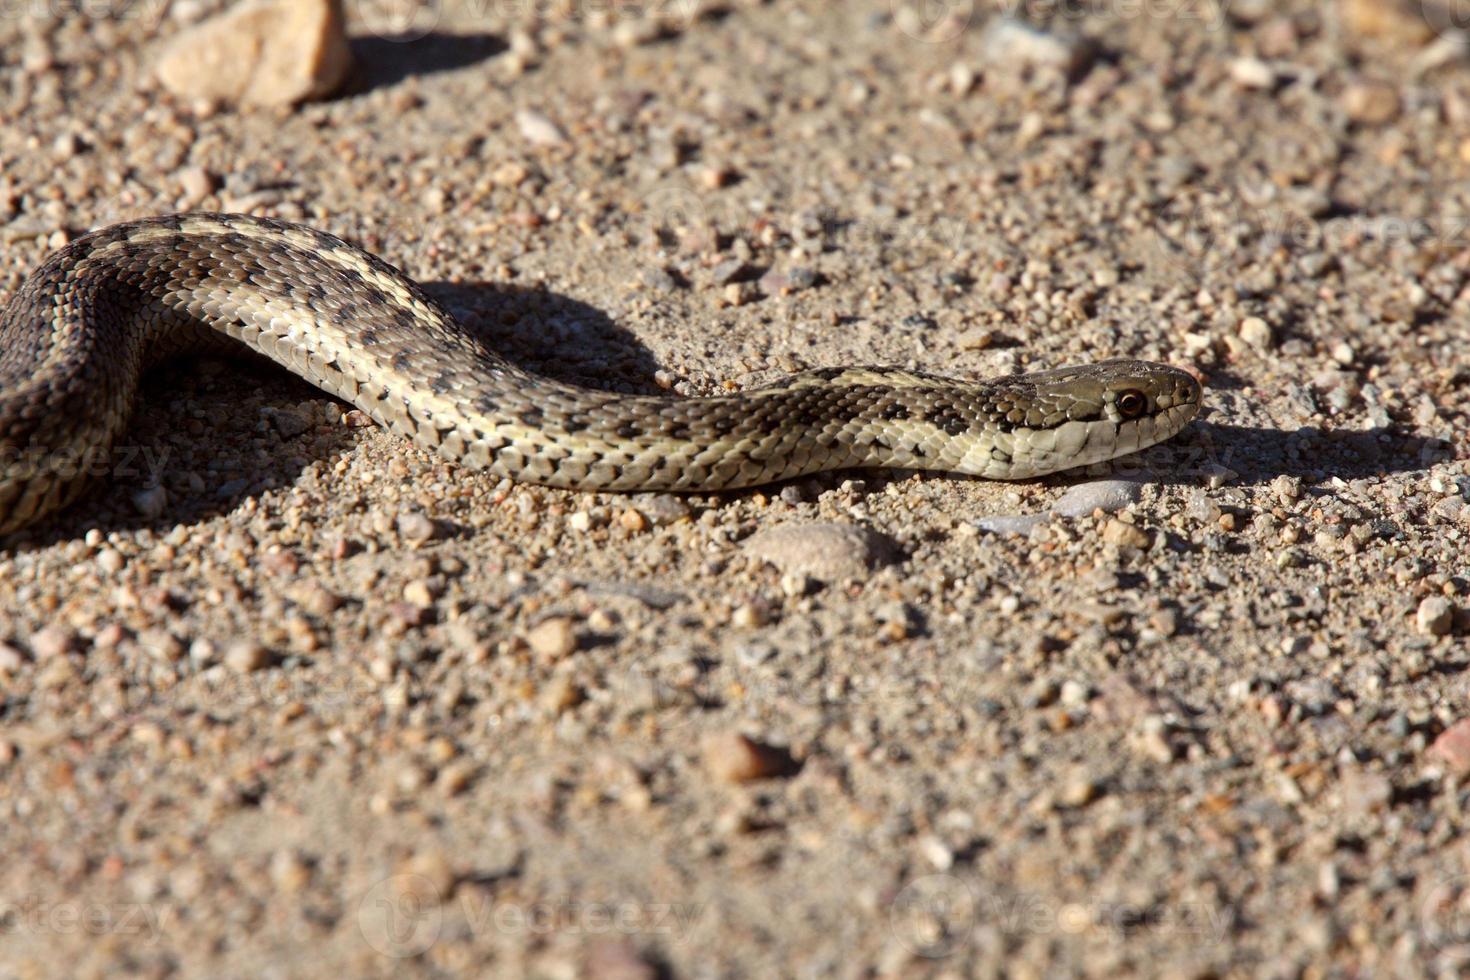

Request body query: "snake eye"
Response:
[1116, 390, 1148, 419]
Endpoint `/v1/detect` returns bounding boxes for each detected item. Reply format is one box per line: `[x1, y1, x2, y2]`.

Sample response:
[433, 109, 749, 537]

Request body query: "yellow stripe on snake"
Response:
[0, 213, 1202, 533]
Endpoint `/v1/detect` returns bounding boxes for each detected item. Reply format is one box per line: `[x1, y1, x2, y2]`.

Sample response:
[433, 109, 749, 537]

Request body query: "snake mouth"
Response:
[975, 395, 1202, 481]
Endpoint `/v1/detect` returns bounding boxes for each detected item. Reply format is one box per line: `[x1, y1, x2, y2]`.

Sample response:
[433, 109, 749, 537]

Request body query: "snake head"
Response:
[1091, 359, 1203, 429]
[972, 359, 1204, 479]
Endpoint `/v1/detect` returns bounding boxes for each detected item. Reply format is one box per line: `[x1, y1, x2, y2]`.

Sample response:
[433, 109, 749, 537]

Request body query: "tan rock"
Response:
[1101, 518, 1150, 549]
[1342, 0, 1435, 44]
[525, 617, 578, 659]
[154, 0, 353, 107]
[1342, 80, 1402, 126]
[702, 732, 796, 783]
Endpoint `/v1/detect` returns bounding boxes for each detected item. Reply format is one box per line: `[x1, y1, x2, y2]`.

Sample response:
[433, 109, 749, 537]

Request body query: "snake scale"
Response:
[0, 213, 1202, 534]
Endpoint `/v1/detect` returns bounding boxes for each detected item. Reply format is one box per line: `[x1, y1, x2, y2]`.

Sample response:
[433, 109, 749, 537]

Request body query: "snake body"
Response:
[0, 213, 1202, 533]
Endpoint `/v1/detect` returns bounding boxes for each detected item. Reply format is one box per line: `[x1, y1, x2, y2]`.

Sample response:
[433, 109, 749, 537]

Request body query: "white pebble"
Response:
[225, 640, 270, 672]
[515, 108, 568, 147]
[1052, 479, 1143, 518]
[1238, 316, 1274, 351]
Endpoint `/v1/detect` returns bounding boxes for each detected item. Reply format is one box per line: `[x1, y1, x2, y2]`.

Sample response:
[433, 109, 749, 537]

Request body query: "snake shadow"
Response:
[422, 281, 670, 396]
[343, 33, 507, 95]
[0, 284, 665, 552]
[4, 283, 1452, 551]
[1115, 417, 1451, 489]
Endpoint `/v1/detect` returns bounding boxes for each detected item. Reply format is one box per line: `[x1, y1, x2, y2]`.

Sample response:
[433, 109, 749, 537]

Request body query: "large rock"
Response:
[154, 0, 353, 107]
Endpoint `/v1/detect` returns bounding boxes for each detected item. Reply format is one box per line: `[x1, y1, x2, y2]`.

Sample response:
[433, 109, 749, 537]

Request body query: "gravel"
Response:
[0, 1, 1467, 976]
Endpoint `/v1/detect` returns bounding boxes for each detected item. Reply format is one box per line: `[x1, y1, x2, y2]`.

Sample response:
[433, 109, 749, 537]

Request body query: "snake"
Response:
[0, 212, 1203, 534]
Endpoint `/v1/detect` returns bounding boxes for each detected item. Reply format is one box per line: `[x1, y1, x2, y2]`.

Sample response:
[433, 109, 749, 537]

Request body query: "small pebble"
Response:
[541, 675, 584, 715]
[269, 851, 311, 893]
[29, 626, 76, 660]
[140, 629, 185, 662]
[973, 514, 1046, 536]
[1342, 0, 1433, 42]
[1417, 596, 1455, 637]
[701, 732, 796, 783]
[402, 580, 435, 607]
[177, 165, 216, 205]
[224, 640, 271, 672]
[1238, 316, 1274, 351]
[132, 485, 168, 519]
[436, 761, 475, 795]
[1342, 81, 1401, 126]
[1101, 519, 1150, 549]
[96, 548, 125, 575]
[1058, 776, 1100, 808]
[0, 642, 24, 674]
[743, 523, 899, 581]
[396, 512, 437, 543]
[1430, 720, 1470, 776]
[269, 409, 311, 439]
[526, 617, 578, 658]
[1053, 479, 1142, 518]
[398, 850, 455, 902]
[730, 602, 768, 628]
[1228, 57, 1276, 89]
[1339, 768, 1393, 817]
[982, 17, 1096, 81]
[515, 108, 568, 147]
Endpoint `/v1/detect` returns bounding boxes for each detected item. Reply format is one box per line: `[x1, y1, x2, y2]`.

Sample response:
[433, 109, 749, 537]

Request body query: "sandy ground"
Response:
[1, 0, 1469, 976]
